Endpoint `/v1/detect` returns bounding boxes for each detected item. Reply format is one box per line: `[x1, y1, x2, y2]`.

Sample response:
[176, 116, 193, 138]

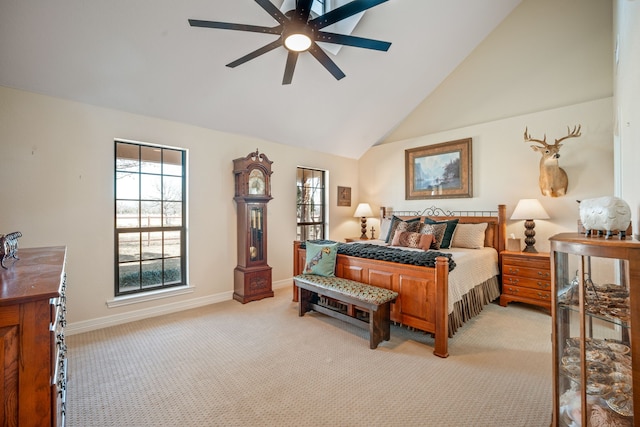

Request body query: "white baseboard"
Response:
[66, 278, 293, 335]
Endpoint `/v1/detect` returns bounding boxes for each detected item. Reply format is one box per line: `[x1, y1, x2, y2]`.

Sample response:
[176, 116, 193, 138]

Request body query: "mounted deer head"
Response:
[524, 125, 581, 197]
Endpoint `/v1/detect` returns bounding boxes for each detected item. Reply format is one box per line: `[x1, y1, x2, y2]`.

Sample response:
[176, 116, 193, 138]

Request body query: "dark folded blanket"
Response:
[302, 240, 456, 272]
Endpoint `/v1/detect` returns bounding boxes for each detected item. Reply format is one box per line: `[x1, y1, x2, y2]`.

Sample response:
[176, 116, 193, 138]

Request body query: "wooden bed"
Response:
[292, 204, 506, 358]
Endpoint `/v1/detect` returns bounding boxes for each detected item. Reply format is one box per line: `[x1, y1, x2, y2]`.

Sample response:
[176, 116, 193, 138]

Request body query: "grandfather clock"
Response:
[232, 149, 274, 303]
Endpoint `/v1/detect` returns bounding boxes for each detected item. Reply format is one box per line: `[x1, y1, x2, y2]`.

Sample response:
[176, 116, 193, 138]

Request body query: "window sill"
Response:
[106, 285, 194, 308]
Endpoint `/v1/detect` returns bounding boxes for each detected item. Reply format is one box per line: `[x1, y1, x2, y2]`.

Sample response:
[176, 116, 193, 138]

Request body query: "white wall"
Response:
[383, 0, 612, 143]
[615, 1, 640, 238]
[0, 86, 359, 330]
[359, 98, 613, 253]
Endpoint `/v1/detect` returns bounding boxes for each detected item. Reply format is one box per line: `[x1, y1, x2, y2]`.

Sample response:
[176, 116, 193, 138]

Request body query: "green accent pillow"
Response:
[424, 218, 459, 249]
[304, 241, 339, 277]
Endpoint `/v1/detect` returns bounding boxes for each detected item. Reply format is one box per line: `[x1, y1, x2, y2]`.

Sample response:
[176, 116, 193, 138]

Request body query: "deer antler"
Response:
[555, 125, 581, 144]
[524, 127, 548, 147]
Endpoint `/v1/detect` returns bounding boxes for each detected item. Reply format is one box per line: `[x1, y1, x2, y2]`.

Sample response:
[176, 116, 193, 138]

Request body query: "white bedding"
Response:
[345, 240, 499, 313]
[440, 247, 499, 313]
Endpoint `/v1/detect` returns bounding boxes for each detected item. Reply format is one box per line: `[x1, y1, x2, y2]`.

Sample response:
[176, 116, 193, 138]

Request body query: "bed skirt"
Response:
[447, 276, 501, 337]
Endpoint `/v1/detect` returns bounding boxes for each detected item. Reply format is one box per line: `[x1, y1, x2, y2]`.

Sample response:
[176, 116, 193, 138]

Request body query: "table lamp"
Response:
[353, 203, 373, 239]
[510, 199, 550, 253]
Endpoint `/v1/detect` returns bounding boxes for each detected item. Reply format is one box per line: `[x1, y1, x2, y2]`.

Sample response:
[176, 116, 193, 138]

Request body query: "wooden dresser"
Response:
[499, 250, 551, 310]
[0, 246, 67, 426]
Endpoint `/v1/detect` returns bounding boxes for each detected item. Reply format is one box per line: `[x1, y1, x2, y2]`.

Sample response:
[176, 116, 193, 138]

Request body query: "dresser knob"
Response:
[508, 268, 519, 274]
[537, 292, 549, 299]
[508, 278, 519, 285]
[537, 282, 550, 289]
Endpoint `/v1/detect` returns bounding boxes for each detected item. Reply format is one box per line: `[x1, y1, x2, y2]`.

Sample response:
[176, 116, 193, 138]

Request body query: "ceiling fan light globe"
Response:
[284, 33, 312, 52]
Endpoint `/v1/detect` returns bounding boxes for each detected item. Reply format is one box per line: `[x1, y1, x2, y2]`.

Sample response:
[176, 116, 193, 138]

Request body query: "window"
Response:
[311, 0, 328, 17]
[114, 141, 187, 296]
[296, 167, 326, 241]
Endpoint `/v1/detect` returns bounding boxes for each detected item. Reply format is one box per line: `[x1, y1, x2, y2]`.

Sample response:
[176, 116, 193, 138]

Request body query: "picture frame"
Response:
[337, 186, 351, 207]
[405, 138, 472, 200]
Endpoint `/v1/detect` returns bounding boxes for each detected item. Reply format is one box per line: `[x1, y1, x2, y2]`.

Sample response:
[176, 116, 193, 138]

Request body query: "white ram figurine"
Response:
[579, 196, 631, 239]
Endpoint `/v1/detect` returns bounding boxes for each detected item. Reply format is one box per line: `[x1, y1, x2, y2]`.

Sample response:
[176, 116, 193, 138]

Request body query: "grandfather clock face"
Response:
[248, 168, 266, 195]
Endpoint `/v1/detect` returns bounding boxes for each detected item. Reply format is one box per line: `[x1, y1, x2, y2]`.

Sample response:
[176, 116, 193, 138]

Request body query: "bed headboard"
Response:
[380, 204, 506, 253]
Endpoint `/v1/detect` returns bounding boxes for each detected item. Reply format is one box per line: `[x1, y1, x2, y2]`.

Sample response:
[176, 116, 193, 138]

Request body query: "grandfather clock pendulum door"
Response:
[233, 149, 274, 303]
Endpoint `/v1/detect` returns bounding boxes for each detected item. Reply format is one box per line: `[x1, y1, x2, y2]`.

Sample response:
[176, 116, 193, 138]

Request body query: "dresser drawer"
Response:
[503, 254, 550, 269]
[502, 275, 551, 291]
[502, 264, 551, 280]
[502, 285, 551, 303]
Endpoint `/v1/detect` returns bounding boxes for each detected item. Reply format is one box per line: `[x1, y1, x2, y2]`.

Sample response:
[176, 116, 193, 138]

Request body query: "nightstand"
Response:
[499, 250, 551, 310]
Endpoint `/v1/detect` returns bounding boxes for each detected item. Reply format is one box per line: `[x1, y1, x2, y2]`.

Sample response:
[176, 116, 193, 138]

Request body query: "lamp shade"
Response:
[353, 203, 373, 218]
[510, 199, 550, 220]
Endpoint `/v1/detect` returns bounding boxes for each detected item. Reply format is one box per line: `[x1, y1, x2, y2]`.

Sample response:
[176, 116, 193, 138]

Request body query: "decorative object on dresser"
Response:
[523, 125, 581, 197]
[510, 198, 550, 253]
[550, 233, 640, 425]
[353, 202, 373, 240]
[578, 196, 632, 239]
[0, 230, 22, 268]
[232, 149, 274, 303]
[499, 250, 551, 310]
[405, 138, 472, 200]
[0, 246, 67, 426]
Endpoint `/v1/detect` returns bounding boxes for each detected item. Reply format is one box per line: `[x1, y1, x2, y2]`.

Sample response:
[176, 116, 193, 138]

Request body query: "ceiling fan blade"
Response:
[308, 44, 346, 81]
[226, 39, 283, 68]
[293, 0, 314, 23]
[282, 51, 299, 85]
[254, 0, 289, 25]
[316, 31, 391, 51]
[310, 0, 388, 29]
[189, 19, 281, 35]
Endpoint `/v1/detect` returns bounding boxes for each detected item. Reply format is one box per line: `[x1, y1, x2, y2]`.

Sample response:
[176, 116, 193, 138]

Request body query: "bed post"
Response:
[433, 256, 449, 358]
[497, 204, 506, 254]
[293, 241, 302, 302]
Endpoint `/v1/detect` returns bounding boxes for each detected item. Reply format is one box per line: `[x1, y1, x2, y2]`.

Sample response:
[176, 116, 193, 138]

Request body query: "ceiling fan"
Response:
[189, 0, 391, 85]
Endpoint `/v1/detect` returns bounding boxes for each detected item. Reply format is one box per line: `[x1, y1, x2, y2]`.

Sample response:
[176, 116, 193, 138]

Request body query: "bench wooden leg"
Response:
[368, 302, 391, 349]
[298, 287, 313, 317]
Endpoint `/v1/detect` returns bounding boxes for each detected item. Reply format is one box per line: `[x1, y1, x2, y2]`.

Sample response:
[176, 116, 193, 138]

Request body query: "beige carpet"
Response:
[66, 288, 552, 426]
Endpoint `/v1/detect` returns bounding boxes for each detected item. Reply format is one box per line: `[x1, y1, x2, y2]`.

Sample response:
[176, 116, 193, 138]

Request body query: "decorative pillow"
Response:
[450, 223, 488, 249]
[424, 218, 459, 249]
[379, 218, 391, 242]
[304, 241, 339, 276]
[391, 231, 435, 250]
[421, 223, 447, 249]
[384, 215, 421, 243]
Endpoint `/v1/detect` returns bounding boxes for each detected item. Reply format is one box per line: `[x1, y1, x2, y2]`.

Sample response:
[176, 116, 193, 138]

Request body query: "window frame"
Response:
[114, 140, 187, 297]
[296, 167, 327, 241]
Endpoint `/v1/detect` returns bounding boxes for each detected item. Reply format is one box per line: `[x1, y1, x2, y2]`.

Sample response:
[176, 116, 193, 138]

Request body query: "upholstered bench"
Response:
[293, 274, 399, 349]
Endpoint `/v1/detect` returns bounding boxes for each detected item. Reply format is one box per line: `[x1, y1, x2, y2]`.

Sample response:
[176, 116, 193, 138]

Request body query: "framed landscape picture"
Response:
[405, 138, 472, 200]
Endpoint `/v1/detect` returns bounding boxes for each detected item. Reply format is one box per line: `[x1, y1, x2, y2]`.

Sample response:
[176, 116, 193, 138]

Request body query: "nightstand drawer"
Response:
[502, 275, 551, 290]
[502, 264, 551, 280]
[502, 254, 550, 270]
[502, 285, 551, 303]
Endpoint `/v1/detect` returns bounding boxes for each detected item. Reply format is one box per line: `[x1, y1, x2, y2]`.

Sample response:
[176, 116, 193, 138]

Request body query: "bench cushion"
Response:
[294, 274, 398, 305]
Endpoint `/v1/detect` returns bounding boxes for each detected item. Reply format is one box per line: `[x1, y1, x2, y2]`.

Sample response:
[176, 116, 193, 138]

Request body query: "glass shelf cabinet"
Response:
[550, 233, 640, 426]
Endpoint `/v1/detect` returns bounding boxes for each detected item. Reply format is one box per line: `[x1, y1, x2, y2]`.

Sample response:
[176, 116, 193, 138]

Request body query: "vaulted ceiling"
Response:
[0, 0, 522, 159]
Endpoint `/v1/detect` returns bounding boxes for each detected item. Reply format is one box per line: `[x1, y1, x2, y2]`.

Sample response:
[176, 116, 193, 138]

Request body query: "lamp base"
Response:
[522, 219, 538, 253]
[360, 217, 368, 239]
